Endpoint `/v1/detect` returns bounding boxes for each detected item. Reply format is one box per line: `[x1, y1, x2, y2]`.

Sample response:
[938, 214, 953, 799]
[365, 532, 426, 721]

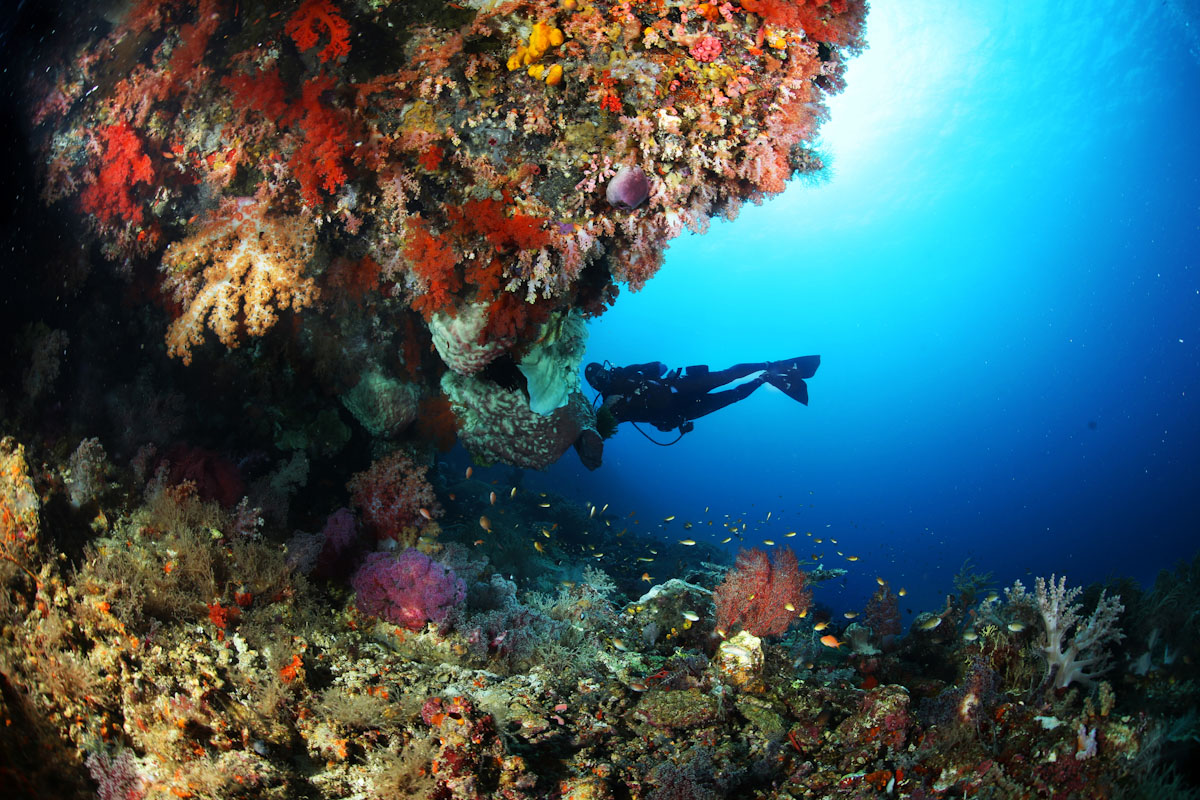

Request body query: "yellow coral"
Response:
[508, 21, 564, 75]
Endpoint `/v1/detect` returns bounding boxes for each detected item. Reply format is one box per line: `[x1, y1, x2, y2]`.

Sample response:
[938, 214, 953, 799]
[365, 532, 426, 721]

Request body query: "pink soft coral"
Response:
[347, 449, 441, 542]
[352, 549, 464, 631]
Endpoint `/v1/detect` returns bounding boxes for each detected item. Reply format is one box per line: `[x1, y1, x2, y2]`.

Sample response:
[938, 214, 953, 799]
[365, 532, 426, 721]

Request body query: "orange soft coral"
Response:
[161, 198, 317, 363]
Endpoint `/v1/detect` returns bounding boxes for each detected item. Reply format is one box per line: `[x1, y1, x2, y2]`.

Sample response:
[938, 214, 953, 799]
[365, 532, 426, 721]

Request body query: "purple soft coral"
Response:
[352, 548, 465, 630]
[606, 165, 650, 210]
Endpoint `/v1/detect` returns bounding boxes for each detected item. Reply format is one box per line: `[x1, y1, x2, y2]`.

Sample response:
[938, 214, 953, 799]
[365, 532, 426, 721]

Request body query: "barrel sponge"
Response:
[429, 301, 513, 376]
[340, 368, 422, 437]
[441, 371, 596, 469]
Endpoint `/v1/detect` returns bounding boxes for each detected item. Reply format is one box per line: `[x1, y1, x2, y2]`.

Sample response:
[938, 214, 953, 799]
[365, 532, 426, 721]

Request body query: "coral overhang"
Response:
[28, 0, 867, 467]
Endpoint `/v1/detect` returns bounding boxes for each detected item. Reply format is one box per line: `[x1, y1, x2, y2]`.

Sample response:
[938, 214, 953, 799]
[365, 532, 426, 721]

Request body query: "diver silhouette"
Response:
[584, 356, 820, 438]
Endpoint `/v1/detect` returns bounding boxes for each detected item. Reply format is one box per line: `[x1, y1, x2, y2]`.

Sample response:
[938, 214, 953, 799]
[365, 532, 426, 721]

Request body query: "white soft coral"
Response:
[1019, 574, 1125, 689]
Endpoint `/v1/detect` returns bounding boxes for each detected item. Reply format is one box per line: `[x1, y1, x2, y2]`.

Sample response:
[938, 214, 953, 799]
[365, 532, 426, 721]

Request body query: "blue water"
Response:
[530, 0, 1200, 617]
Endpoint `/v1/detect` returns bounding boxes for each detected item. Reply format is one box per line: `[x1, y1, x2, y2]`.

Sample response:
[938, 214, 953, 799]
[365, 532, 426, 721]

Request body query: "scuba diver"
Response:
[584, 355, 820, 438]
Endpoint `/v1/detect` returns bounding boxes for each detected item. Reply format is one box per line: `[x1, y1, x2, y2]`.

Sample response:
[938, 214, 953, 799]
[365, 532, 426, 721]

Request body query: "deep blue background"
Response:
[520, 0, 1200, 616]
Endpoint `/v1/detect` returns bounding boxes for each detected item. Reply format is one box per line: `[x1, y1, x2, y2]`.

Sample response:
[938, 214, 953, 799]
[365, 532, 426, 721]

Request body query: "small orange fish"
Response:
[479, 515, 491, 531]
[465, 466, 473, 478]
[419, 508, 433, 521]
[534, 541, 545, 553]
[473, 539, 484, 546]
[641, 572, 653, 583]
[819, 634, 844, 649]
[813, 621, 831, 631]
[490, 491, 497, 505]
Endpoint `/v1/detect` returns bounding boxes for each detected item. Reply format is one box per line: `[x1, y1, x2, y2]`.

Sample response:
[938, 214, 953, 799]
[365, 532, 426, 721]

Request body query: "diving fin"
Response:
[768, 355, 820, 379]
[764, 370, 810, 405]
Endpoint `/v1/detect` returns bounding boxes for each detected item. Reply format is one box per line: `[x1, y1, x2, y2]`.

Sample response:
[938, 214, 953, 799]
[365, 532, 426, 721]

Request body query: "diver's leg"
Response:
[677, 362, 769, 393]
[678, 377, 766, 421]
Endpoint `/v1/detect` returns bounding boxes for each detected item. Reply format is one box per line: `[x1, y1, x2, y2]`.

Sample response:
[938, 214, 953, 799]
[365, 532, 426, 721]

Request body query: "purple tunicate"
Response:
[606, 165, 650, 210]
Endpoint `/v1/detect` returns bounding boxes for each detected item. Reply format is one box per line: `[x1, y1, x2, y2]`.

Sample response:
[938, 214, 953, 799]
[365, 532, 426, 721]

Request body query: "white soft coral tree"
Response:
[1006, 574, 1125, 689]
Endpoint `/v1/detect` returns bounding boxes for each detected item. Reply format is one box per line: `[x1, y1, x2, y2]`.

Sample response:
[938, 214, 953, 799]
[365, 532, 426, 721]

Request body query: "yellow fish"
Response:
[641, 572, 652, 583]
[534, 541, 545, 553]
[843, 611, 859, 619]
[763, 539, 775, 546]
[917, 616, 943, 631]
[784, 603, 795, 612]
[679, 539, 696, 546]
[813, 621, 831, 632]
[479, 515, 491, 532]
[898, 587, 907, 597]
[846, 555, 860, 562]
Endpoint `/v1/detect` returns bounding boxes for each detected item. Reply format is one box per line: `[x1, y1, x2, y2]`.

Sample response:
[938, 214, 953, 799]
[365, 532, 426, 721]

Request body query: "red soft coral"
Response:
[448, 198, 550, 253]
[714, 547, 811, 638]
[482, 291, 550, 345]
[285, 0, 351, 63]
[741, 0, 862, 45]
[405, 218, 461, 321]
[80, 122, 154, 226]
[290, 74, 354, 206]
[222, 66, 292, 122]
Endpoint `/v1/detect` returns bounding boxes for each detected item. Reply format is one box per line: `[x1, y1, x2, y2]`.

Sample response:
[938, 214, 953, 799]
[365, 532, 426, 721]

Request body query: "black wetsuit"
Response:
[598, 361, 784, 432]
